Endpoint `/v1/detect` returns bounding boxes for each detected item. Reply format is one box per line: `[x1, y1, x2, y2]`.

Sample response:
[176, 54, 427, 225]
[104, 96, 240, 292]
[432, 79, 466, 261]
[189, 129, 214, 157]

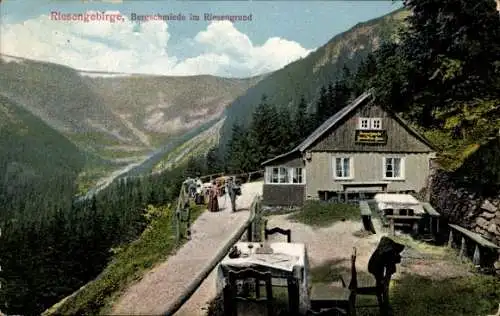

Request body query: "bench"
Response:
[420, 202, 440, 239]
[359, 201, 375, 233]
[385, 215, 422, 236]
[448, 224, 500, 269]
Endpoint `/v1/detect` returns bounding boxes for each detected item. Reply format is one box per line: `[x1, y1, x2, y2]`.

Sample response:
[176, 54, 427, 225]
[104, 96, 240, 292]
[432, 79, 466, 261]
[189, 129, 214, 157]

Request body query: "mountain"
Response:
[85, 74, 263, 148]
[219, 8, 409, 148]
[0, 54, 264, 161]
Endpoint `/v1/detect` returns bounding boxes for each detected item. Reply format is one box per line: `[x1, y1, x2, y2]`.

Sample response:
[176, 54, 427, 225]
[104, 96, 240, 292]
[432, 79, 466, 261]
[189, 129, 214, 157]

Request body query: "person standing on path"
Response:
[208, 181, 220, 212]
[226, 176, 239, 212]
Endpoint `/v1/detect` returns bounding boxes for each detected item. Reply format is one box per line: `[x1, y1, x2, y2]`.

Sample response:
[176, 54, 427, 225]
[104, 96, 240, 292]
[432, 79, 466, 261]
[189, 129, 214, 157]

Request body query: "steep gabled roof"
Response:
[390, 112, 438, 151]
[260, 150, 297, 166]
[295, 89, 374, 152]
[261, 90, 373, 166]
[261, 89, 437, 166]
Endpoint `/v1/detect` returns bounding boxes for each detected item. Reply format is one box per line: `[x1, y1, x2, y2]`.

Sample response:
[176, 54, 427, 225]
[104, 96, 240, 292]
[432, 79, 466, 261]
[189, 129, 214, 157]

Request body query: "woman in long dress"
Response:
[208, 181, 220, 212]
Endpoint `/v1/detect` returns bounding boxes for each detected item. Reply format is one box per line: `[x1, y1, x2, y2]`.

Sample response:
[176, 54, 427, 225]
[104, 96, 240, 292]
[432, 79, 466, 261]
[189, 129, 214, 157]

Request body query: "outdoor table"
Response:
[216, 241, 310, 314]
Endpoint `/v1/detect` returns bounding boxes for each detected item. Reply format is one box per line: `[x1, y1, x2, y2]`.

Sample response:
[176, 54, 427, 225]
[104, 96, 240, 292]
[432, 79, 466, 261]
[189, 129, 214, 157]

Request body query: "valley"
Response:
[0, 54, 262, 195]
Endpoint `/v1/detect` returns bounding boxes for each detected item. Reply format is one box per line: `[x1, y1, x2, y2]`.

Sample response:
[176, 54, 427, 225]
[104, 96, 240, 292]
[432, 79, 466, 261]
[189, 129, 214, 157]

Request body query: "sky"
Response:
[0, 0, 404, 78]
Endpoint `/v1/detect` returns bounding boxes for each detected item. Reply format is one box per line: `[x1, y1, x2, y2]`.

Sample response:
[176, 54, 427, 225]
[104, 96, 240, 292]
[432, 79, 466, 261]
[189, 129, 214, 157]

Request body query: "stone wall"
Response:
[429, 170, 500, 245]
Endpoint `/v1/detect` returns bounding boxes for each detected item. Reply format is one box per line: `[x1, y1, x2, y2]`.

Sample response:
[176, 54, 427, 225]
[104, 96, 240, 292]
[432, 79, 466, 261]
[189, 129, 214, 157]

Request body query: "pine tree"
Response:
[352, 54, 377, 95]
[205, 147, 221, 174]
[249, 95, 281, 162]
[275, 105, 294, 153]
[400, 0, 500, 128]
[294, 95, 310, 142]
[315, 86, 329, 126]
[227, 123, 254, 173]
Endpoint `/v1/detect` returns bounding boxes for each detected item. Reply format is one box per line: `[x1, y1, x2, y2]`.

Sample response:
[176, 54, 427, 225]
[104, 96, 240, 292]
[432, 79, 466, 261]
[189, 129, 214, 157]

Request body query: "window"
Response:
[358, 117, 370, 130]
[371, 118, 382, 129]
[271, 167, 279, 183]
[334, 157, 353, 179]
[384, 157, 404, 179]
[266, 167, 305, 184]
[278, 167, 289, 183]
[358, 117, 382, 130]
[292, 168, 303, 184]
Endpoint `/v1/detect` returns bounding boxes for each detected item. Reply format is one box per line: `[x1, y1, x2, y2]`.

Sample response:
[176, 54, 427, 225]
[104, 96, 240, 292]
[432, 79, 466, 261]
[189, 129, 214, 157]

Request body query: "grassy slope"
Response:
[219, 8, 409, 149]
[153, 118, 223, 172]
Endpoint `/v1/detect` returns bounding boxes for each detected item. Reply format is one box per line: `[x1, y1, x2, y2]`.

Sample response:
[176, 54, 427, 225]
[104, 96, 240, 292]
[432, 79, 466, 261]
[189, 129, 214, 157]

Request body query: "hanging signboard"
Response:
[355, 130, 387, 144]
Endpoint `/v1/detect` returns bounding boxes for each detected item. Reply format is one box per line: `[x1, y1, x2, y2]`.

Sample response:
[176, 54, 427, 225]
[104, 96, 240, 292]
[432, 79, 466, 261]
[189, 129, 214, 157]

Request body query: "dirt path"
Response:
[265, 214, 471, 280]
[111, 181, 263, 315]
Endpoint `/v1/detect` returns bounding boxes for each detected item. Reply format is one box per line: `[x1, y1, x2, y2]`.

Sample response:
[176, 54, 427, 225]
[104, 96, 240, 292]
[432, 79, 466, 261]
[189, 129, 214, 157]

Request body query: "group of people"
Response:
[207, 176, 240, 213]
[184, 175, 241, 212]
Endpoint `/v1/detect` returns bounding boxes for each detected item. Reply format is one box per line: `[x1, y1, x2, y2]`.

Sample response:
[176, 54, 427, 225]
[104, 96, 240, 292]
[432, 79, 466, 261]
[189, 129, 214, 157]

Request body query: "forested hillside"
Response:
[0, 78, 226, 315]
[0, 95, 90, 222]
[213, 0, 500, 189]
[1, 156, 207, 314]
[0, 93, 226, 315]
[218, 8, 409, 151]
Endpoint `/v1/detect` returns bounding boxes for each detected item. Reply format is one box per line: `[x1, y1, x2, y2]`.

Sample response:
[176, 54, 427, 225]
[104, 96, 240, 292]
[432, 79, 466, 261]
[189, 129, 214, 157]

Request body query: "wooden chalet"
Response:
[261, 90, 438, 206]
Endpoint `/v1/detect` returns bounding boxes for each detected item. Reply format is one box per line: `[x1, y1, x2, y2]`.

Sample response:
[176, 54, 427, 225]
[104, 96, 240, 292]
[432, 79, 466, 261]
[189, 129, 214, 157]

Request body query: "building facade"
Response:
[261, 90, 437, 206]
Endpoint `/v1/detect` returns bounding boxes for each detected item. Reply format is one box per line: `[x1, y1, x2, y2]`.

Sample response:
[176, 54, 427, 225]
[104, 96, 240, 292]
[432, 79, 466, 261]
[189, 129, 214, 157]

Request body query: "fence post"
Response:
[247, 224, 253, 242]
[175, 211, 181, 242]
[254, 197, 263, 242]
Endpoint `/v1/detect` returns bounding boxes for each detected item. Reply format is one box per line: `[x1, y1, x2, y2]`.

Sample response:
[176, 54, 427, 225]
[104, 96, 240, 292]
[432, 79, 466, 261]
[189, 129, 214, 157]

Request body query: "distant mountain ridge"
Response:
[0, 54, 264, 160]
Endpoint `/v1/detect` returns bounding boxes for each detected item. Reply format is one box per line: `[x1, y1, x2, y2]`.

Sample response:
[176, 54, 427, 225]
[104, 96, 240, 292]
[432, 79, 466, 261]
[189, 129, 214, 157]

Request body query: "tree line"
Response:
[216, 66, 353, 174]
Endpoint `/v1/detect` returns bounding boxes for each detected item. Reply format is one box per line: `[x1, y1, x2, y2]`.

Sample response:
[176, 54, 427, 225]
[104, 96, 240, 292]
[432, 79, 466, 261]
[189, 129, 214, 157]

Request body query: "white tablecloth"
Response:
[216, 242, 310, 313]
[375, 193, 425, 214]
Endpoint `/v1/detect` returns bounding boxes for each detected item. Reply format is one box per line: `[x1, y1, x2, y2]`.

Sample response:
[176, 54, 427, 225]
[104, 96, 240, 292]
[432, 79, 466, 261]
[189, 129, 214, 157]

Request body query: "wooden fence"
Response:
[198, 169, 265, 183]
[163, 194, 264, 315]
[174, 169, 264, 243]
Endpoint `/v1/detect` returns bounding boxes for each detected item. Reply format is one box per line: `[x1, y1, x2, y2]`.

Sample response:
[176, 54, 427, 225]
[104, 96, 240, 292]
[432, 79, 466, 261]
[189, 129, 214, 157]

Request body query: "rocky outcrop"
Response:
[429, 170, 500, 245]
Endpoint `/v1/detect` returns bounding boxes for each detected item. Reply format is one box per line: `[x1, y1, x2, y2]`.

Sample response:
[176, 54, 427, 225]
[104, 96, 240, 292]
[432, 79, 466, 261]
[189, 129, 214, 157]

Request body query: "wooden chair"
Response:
[223, 268, 275, 316]
[340, 238, 404, 316]
[309, 281, 350, 314]
[264, 226, 292, 243]
[307, 307, 347, 315]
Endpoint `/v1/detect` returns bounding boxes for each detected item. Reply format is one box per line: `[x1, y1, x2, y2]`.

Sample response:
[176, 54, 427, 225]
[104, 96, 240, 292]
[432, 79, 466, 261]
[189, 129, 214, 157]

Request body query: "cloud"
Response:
[0, 11, 314, 77]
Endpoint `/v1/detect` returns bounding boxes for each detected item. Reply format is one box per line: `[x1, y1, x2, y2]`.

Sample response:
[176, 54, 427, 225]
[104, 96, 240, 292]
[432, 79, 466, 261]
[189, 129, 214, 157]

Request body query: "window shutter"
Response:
[349, 158, 354, 179]
[382, 158, 387, 178]
[400, 158, 405, 179]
